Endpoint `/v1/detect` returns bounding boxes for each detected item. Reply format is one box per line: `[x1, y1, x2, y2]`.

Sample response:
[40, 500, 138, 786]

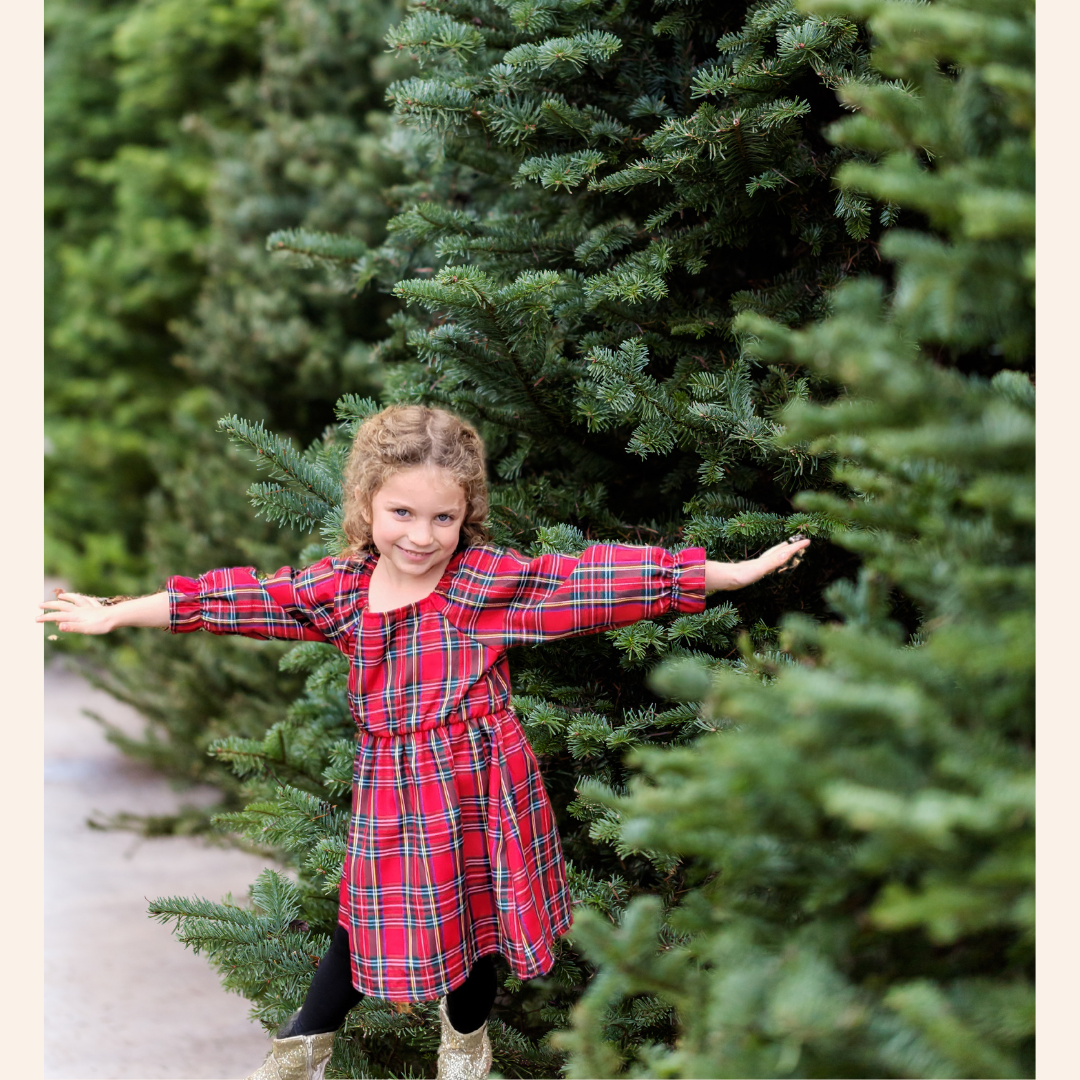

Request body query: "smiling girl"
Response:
[39, 405, 808, 1080]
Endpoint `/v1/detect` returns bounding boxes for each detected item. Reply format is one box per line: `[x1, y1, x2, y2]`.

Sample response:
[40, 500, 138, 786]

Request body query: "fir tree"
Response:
[552, 1, 1035, 1076]
[366, 0, 905, 1061]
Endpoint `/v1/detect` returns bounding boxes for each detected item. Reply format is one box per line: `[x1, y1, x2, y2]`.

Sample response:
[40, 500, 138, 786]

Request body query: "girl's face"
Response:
[364, 465, 467, 582]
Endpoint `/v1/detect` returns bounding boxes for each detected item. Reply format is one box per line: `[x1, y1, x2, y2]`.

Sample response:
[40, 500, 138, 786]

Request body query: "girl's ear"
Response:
[356, 488, 371, 523]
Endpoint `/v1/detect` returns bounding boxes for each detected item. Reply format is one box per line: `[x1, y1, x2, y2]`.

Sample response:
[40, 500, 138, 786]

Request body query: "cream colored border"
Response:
[11, 2, 45, 1078]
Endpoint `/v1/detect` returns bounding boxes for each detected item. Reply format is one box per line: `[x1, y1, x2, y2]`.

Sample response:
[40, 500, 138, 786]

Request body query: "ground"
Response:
[45, 580, 276, 1079]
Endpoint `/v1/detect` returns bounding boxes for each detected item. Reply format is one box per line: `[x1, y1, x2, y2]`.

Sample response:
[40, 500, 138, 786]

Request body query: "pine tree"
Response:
[366, 0, 905, 1061]
[551, 1, 1035, 1076]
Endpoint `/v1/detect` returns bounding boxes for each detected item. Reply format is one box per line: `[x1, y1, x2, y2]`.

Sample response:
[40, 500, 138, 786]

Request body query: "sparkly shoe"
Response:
[245, 1012, 336, 1080]
[436, 997, 493, 1080]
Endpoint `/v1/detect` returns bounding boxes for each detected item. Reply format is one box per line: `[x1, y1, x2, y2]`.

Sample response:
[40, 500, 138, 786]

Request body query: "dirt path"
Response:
[45, 601, 276, 1078]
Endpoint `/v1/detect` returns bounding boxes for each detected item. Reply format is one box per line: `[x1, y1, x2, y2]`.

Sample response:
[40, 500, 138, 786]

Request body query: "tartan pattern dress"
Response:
[168, 542, 707, 1001]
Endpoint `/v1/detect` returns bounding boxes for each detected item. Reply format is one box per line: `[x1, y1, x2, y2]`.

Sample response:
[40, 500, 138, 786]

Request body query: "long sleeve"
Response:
[441, 543, 706, 649]
[167, 557, 342, 642]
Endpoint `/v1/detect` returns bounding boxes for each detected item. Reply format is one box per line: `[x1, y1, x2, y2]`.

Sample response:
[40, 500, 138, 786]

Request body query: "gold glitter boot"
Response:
[436, 997, 493, 1080]
[245, 1013, 336, 1080]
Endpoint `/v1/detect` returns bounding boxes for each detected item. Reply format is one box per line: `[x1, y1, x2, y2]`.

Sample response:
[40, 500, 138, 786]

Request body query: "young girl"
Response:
[40, 405, 809, 1080]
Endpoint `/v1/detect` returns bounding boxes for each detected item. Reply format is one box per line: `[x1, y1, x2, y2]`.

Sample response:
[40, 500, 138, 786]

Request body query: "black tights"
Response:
[291, 925, 498, 1036]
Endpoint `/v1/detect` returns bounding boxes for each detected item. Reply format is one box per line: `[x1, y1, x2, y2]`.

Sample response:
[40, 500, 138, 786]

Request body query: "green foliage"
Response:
[113, 0, 279, 116]
[45, 0, 405, 588]
[555, 2, 1034, 1076]
[45, 0, 277, 594]
[171, 0, 407, 418]
[366, 0, 893, 569]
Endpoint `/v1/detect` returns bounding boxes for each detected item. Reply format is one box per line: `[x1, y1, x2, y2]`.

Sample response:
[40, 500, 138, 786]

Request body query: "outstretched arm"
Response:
[705, 535, 810, 593]
[38, 591, 170, 634]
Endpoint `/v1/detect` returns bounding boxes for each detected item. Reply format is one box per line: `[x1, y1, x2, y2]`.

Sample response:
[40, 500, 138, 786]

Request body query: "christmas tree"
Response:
[552, 1, 1035, 1076]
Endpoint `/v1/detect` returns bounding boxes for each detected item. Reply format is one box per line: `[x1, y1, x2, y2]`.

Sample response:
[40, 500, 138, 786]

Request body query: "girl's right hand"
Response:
[38, 592, 116, 635]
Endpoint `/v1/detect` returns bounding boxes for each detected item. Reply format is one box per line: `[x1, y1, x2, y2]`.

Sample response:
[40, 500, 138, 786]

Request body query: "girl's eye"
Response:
[436, 514, 453, 523]
[393, 508, 409, 517]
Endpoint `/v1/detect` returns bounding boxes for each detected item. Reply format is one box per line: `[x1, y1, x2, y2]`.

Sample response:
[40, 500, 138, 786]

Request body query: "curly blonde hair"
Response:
[341, 405, 489, 556]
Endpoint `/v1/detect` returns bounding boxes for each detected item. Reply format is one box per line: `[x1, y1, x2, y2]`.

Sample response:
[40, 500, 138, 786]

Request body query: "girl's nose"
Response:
[409, 520, 433, 546]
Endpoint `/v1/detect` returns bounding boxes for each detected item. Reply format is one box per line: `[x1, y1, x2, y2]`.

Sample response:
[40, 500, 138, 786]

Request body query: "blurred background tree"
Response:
[45, 0, 278, 595]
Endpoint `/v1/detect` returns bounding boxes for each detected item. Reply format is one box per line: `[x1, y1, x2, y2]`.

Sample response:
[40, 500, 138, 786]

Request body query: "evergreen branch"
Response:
[386, 77, 479, 133]
[516, 150, 607, 191]
[502, 32, 623, 73]
[333, 395, 382, 424]
[385, 11, 485, 68]
[218, 415, 343, 510]
[247, 483, 333, 530]
[266, 229, 368, 265]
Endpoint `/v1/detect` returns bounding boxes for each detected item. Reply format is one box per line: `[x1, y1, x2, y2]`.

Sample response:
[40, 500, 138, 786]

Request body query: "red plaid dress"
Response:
[168, 542, 706, 1001]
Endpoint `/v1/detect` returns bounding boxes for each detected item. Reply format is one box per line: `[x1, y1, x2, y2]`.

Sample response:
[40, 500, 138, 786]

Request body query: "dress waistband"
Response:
[356, 710, 515, 740]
